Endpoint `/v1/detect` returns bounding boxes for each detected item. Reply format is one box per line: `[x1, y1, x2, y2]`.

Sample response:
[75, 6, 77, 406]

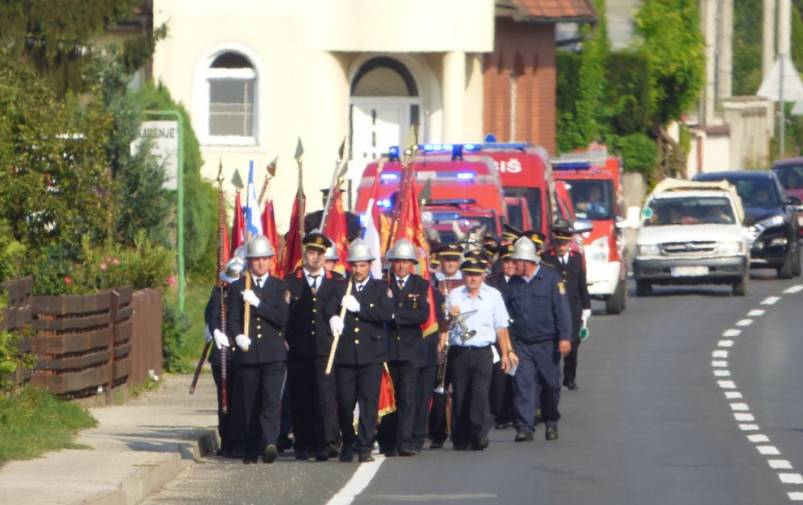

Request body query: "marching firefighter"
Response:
[507, 237, 572, 442]
[441, 257, 516, 451]
[330, 239, 394, 463]
[323, 245, 343, 276]
[543, 222, 591, 390]
[203, 256, 245, 457]
[485, 244, 516, 429]
[227, 235, 290, 464]
[378, 239, 430, 457]
[284, 233, 342, 461]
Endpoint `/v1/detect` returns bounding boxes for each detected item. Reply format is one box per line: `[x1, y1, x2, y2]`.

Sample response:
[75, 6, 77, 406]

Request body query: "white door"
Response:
[348, 98, 417, 181]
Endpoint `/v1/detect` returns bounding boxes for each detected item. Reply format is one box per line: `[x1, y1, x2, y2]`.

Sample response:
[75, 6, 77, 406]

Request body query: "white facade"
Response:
[152, 0, 493, 230]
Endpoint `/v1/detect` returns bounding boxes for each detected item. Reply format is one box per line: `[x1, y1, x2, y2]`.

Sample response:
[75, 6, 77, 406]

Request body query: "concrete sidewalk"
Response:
[0, 373, 219, 505]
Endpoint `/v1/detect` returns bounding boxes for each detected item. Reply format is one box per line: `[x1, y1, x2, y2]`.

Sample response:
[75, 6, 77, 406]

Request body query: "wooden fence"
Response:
[1, 277, 163, 398]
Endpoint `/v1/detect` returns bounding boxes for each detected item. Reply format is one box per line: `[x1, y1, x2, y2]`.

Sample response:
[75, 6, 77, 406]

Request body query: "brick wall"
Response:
[484, 18, 557, 154]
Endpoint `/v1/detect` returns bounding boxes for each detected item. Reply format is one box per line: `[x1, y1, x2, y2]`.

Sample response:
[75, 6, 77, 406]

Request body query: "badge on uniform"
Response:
[387, 288, 393, 299]
[558, 282, 566, 295]
[408, 293, 420, 309]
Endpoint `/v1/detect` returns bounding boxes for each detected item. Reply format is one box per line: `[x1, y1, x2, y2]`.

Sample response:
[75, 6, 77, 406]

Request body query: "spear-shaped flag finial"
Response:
[217, 158, 224, 184]
[403, 126, 419, 158]
[294, 138, 304, 162]
[337, 138, 346, 162]
[267, 156, 278, 178]
[231, 169, 244, 190]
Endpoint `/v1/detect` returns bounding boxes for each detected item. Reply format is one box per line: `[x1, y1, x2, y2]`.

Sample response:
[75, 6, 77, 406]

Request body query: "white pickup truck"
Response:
[632, 179, 749, 296]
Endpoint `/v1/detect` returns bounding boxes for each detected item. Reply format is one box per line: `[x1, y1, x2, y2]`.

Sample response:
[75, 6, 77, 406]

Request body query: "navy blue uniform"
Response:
[507, 266, 572, 433]
[204, 285, 235, 454]
[485, 272, 514, 427]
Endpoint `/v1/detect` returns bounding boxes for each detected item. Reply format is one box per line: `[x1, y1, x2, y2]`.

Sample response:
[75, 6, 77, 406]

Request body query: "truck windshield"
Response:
[569, 180, 614, 220]
[426, 216, 497, 244]
[773, 165, 803, 190]
[503, 188, 541, 232]
[645, 196, 735, 226]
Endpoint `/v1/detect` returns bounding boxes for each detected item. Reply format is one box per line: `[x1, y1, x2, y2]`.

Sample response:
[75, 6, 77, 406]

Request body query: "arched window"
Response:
[204, 51, 257, 141]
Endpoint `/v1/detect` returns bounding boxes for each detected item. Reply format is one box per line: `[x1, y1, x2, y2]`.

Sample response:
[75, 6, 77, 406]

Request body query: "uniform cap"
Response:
[246, 235, 276, 258]
[499, 244, 515, 260]
[460, 257, 488, 274]
[303, 232, 331, 252]
[552, 220, 576, 241]
[436, 243, 463, 258]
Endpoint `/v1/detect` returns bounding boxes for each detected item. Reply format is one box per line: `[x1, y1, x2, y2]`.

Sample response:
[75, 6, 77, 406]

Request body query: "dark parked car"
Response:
[771, 157, 803, 237]
[693, 171, 801, 278]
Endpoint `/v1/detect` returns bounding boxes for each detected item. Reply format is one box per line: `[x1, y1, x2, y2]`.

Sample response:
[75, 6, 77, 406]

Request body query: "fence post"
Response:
[106, 290, 120, 404]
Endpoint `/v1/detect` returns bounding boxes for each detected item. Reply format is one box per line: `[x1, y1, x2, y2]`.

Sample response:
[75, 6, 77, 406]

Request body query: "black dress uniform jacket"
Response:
[543, 249, 591, 318]
[335, 278, 394, 365]
[204, 285, 232, 367]
[227, 275, 290, 364]
[284, 269, 340, 359]
[388, 274, 430, 365]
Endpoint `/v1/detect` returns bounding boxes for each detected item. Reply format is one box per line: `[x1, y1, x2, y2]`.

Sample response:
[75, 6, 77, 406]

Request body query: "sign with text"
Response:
[133, 121, 179, 190]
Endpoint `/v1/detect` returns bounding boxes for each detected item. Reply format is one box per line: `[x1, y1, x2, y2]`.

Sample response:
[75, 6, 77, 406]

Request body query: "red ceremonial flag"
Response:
[230, 191, 245, 254]
[262, 199, 280, 276]
[322, 188, 349, 274]
[377, 363, 397, 421]
[280, 195, 305, 274]
[392, 169, 439, 337]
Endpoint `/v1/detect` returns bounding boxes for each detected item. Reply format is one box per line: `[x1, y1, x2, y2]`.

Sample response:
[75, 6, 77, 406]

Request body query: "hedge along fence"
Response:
[1, 277, 163, 399]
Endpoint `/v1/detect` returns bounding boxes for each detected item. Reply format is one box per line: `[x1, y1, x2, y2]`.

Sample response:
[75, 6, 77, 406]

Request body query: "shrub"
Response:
[609, 133, 658, 177]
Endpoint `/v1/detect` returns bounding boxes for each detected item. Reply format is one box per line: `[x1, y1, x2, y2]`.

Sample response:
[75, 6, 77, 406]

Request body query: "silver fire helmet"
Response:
[386, 238, 418, 263]
[219, 257, 246, 284]
[510, 236, 539, 263]
[324, 245, 339, 261]
[346, 238, 375, 263]
[233, 244, 248, 261]
[246, 235, 276, 259]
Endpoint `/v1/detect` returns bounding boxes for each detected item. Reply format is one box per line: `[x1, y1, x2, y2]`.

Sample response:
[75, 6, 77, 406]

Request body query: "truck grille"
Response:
[660, 241, 717, 255]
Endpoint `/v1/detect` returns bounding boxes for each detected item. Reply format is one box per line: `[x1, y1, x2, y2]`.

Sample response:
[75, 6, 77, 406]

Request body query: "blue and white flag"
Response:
[244, 161, 263, 240]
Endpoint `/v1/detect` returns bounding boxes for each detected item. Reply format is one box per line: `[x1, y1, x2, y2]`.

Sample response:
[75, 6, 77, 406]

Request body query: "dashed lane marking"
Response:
[714, 370, 731, 377]
[788, 491, 803, 501]
[734, 413, 755, 422]
[725, 391, 743, 399]
[739, 424, 759, 431]
[761, 296, 781, 305]
[712, 350, 729, 358]
[757, 445, 782, 456]
[778, 473, 803, 485]
[711, 360, 728, 367]
[730, 403, 750, 411]
[363, 494, 499, 501]
[769, 460, 794, 470]
[748, 309, 766, 317]
[718, 380, 737, 389]
[723, 329, 742, 337]
[736, 319, 753, 327]
[718, 340, 735, 347]
[783, 285, 803, 294]
[748, 434, 771, 443]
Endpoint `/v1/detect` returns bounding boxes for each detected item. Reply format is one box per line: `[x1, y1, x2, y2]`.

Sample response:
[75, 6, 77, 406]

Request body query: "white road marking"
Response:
[783, 285, 803, 294]
[364, 494, 498, 501]
[712, 350, 729, 358]
[788, 491, 803, 501]
[747, 434, 770, 443]
[769, 460, 794, 470]
[778, 473, 803, 484]
[718, 380, 737, 389]
[757, 445, 781, 455]
[738, 423, 759, 431]
[718, 340, 735, 348]
[734, 413, 755, 421]
[711, 360, 728, 367]
[748, 309, 766, 317]
[725, 391, 743, 399]
[762, 296, 781, 305]
[730, 403, 750, 411]
[723, 329, 742, 337]
[714, 370, 731, 377]
[736, 319, 753, 327]
[325, 456, 386, 505]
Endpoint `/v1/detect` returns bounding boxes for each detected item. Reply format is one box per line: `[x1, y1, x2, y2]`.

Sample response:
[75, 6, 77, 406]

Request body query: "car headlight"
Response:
[587, 236, 610, 263]
[637, 244, 660, 256]
[717, 241, 744, 255]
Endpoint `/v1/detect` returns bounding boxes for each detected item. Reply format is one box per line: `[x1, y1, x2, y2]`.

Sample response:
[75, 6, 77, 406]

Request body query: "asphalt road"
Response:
[143, 266, 803, 505]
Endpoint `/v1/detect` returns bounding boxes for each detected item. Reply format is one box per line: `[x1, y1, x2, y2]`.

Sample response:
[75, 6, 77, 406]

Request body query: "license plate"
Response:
[671, 266, 709, 277]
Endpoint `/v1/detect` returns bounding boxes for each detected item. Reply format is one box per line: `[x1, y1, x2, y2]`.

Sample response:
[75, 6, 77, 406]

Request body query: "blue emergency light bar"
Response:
[552, 161, 592, 171]
[419, 141, 530, 155]
[388, 145, 401, 161]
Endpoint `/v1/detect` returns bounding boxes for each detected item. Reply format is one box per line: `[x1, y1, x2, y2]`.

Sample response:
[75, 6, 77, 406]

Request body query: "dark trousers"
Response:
[413, 364, 437, 449]
[287, 357, 338, 452]
[489, 358, 514, 425]
[212, 364, 234, 451]
[233, 361, 286, 455]
[335, 363, 382, 455]
[513, 340, 561, 433]
[377, 360, 418, 453]
[448, 346, 493, 447]
[563, 314, 582, 383]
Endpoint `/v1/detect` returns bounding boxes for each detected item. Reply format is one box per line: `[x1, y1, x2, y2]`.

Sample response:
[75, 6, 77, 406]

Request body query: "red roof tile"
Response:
[498, 0, 596, 22]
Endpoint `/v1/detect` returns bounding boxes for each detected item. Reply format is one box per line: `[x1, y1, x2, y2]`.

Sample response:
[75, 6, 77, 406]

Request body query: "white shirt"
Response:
[445, 283, 509, 347]
[435, 270, 463, 282]
[252, 273, 269, 289]
[353, 278, 369, 292]
[395, 274, 410, 289]
[303, 268, 323, 291]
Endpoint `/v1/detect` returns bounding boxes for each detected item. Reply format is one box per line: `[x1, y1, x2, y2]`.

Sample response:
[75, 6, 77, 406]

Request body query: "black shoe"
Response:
[452, 443, 469, 451]
[263, 444, 278, 464]
[315, 449, 330, 462]
[358, 453, 375, 463]
[472, 436, 489, 451]
[545, 426, 559, 441]
[243, 456, 258, 464]
[294, 448, 310, 461]
[495, 421, 513, 430]
[430, 438, 445, 449]
[276, 435, 292, 453]
[563, 380, 578, 390]
[515, 431, 534, 442]
[398, 448, 416, 457]
[327, 442, 340, 458]
[339, 448, 354, 463]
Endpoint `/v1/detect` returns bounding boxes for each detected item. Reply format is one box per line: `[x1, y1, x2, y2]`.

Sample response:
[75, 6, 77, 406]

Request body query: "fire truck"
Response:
[552, 146, 627, 314]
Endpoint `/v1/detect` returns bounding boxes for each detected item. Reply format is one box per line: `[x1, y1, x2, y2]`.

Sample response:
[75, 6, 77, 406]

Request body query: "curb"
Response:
[75, 429, 219, 505]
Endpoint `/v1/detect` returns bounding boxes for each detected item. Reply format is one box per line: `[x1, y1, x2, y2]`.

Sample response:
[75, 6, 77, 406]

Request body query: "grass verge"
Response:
[0, 387, 97, 464]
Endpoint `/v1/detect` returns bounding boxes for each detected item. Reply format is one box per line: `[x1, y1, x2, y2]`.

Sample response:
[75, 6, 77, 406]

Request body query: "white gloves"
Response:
[342, 294, 360, 313]
[582, 309, 592, 323]
[213, 329, 230, 350]
[329, 315, 344, 336]
[242, 289, 261, 308]
[235, 334, 251, 351]
[204, 324, 213, 343]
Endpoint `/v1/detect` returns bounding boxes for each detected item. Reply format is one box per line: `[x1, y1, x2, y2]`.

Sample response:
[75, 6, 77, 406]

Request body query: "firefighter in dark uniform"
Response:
[304, 189, 362, 241]
[507, 237, 572, 442]
[543, 222, 591, 390]
[204, 256, 245, 457]
[429, 243, 465, 448]
[485, 244, 516, 429]
[227, 235, 290, 464]
[284, 233, 342, 461]
[377, 239, 430, 456]
[330, 239, 395, 463]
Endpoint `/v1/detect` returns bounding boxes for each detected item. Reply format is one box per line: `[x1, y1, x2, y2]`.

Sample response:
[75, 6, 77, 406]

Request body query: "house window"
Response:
[206, 51, 257, 142]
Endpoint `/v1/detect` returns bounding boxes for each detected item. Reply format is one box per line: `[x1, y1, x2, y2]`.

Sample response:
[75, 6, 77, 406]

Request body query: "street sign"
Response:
[132, 120, 180, 190]
[757, 56, 803, 102]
